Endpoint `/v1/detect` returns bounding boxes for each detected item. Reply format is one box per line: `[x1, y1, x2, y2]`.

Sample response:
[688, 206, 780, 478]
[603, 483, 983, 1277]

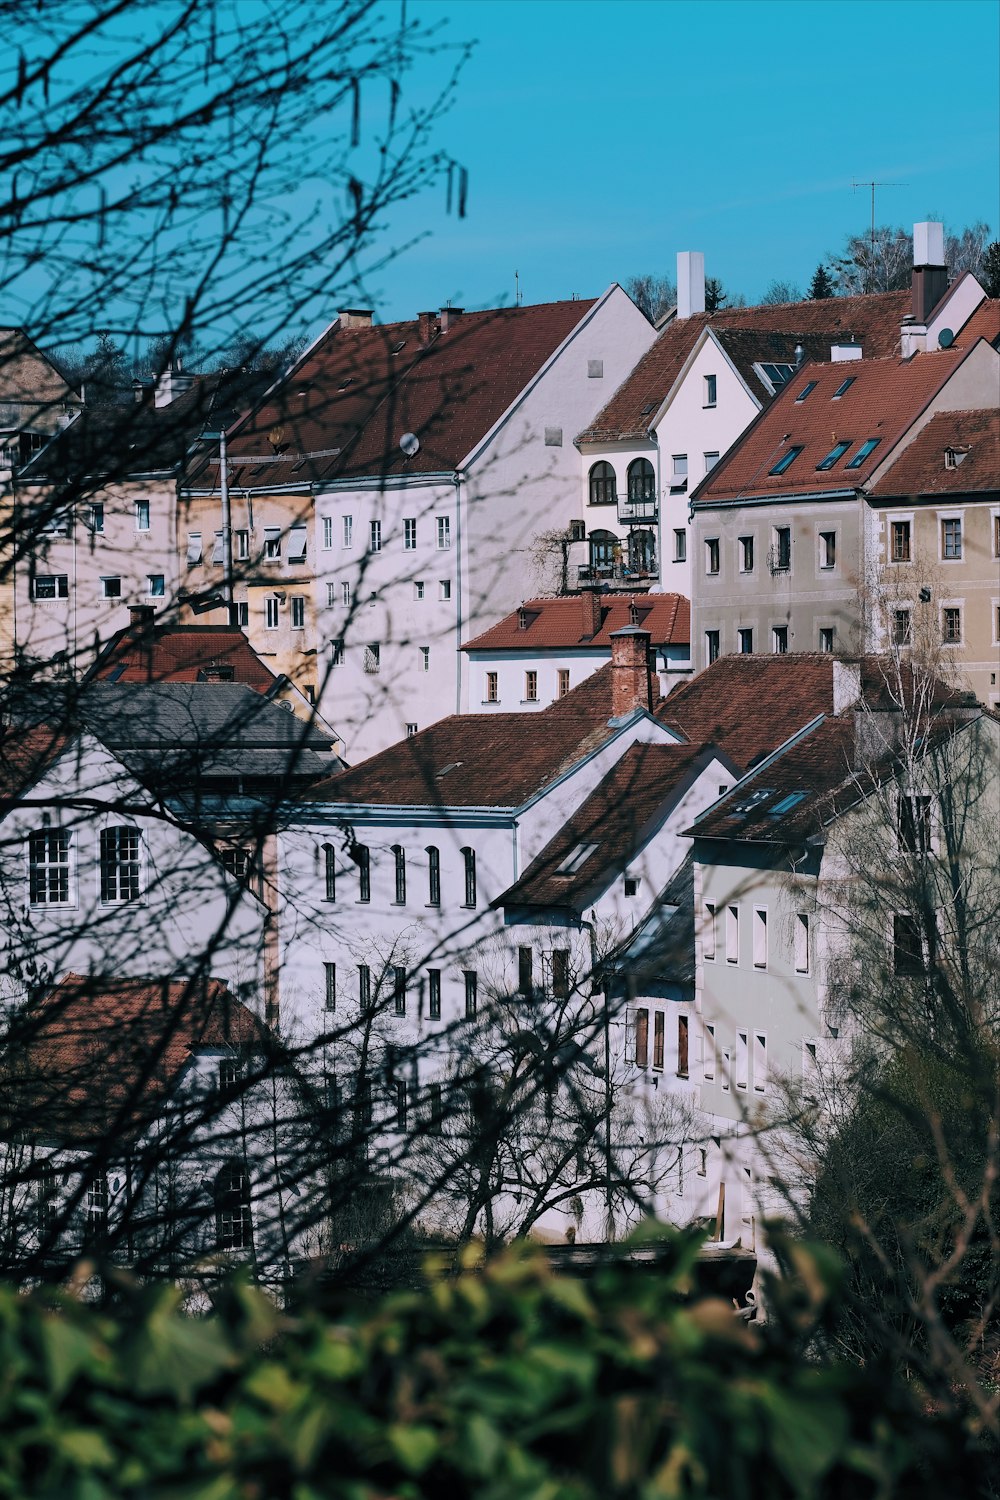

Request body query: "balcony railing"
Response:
[577, 561, 656, 585]
[617, 498, 658, 523]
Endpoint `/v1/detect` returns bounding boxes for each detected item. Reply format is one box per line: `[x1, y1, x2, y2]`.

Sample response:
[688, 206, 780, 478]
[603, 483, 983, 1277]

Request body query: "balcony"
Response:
[577, 560, 656, 585]
[617, 498, 658, 523]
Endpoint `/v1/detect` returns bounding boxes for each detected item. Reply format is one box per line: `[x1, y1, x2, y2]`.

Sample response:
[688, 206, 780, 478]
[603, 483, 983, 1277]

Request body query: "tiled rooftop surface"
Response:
[868, 409, 1000, 497]
[464, 593, 689, 651]
[91, 625, 278, 690]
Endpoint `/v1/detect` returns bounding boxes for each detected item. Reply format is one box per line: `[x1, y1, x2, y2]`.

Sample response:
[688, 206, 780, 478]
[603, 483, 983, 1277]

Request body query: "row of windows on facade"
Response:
[38, 499, 153, 537]
[887, 514, 1000, 564]
[187, 515, 452, 567]
[587, 453, 719, 507]
[326, 578, 452, 607]
[703, 525, 811, 578]
[318, 842, 476, 909]
[702, 904, 811, 973]
[632, 1008, 770, 1098]
[326, 641, 432, 674]
[484, 668, 572, 704]
[703, 624, 836, 663]
[322, 961, 480, 1020]
[36, 1159, 253, 1253]
[31, 573, 165, 601]
[28, 827, 142, 905]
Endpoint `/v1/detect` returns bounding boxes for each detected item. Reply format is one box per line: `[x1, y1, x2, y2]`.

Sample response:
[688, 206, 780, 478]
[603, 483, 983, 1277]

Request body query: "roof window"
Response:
[795, 381, 817, 402]
[832, 376, 856, 399]
[555, 842, 599, 876]
[758, 362, 796, 390]
[816, 440, 852, 471]
[845, 438, 881, 469]
[733, 788, 775, 814]
[768, 791, 808, 817]
[641, 401, 657, 415]
[944, 446, 969, 470]
[768, 445, 804, 476]
[435, 761, 463, 779]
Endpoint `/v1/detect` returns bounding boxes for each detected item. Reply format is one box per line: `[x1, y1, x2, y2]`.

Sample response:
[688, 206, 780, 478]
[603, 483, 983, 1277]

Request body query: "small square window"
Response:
[414, 581, 425, 600]
[406, 722, 418, 737]
[544, 426, 563, 447]
[147, 574, 164, 597]
[101, 576, 122, 599]
[704, 450, 720, 472]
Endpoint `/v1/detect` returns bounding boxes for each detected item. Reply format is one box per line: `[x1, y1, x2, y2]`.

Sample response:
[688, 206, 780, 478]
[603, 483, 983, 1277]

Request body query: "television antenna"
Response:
[514, 269, 522, 307]
[852, 179, 906, 291]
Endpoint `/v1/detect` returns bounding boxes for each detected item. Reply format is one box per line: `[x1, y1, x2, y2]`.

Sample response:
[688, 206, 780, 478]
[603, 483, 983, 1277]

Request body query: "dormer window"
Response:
[845, 438, 881, 469]
[944, 446, 968, 470]
[832, 376, 856, 399]
[768, 445, 803, 476]
[816, 441, 851, 471]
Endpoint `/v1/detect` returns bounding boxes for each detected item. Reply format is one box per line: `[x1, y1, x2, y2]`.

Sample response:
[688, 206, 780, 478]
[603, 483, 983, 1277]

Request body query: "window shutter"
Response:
[288, 526, 307, 562]
[187, 532, 202, 564]
[212, 531, 224, 564]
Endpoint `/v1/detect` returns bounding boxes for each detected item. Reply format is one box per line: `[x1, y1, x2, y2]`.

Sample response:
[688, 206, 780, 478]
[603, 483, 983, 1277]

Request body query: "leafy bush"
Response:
[0, 1229, 994, 1498]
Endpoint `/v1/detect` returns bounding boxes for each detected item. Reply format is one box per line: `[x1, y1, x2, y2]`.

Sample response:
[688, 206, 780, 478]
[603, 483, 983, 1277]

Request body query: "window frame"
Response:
[28, 827, 74, 906]
[322, 842, 336, 901]
[99, 824, 142, 904]
[403, 517, 417, 550]
[392, 844, 406, 905]
[705, 537, 720, 575]
[436, 516, 451, 550]
[461, 846, 477, 908]
[588, 460, 616, 506]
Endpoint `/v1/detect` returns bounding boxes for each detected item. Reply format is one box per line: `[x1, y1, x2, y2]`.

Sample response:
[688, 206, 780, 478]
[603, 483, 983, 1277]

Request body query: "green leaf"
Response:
[56, 1428, 116, 1469]
[386, 1422, 439, 1473]
[41, 1315, 102, 1399]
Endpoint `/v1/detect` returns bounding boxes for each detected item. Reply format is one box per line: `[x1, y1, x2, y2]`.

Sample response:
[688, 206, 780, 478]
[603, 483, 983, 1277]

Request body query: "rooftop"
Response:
[867, 408, 1000, 497]
[89, 623, 278, 690]
[463, 592, 689, 652]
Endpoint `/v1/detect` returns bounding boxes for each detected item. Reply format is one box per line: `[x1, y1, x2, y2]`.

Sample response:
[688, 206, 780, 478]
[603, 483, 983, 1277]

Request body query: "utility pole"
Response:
[852, 179, 906, 291]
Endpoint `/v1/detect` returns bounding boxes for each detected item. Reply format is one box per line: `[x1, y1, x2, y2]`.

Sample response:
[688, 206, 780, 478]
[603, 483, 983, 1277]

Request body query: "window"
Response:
[890, 520, 911, 563]
[324, 962, 337, 1010]
[772, 526, 791, 570]
[354, 844, 370, 902]
[322, 516, 333, 550]
[893, 608, 911, 646]
[552, 948, 570, 998]
[771, 625, 788, 654]
[703, 1024, 716, 1080]
[588, 461, 616, 505]
[832, 376, 856, 398]
[628, 457, 656, 500]
[321, 842, 336, 901]
[485, 671, 499, 703]
[214, 1160, 252, 1251]
[89, 503, 104, 533]
[671, 454, 688, 484]
[816, 441, 851, 470]
[428, 1082, 444, 1133]
[392, 844, 406, 905]
[518, 946, 534, 997]
[557, 668, 570, 698]
[187, 532, 202, 566]
[624, 875, 639, 897]
[394, 1080, 408, 1131]
[100, 576, 121, 599]
[437, 516, 451, 549]
[653, 1011, 665, 1070]
[697, 1148, 707, 1178]
[995, 514, 1000, 558]
[342, 515, 353, 548]
[288, 526, 307, 563]
[406, 723, 417, 737]
[235, 529, 250, 560]
[263, 526, 281, 561]
[794, 913, 810, 973]
[705, 630, 720, 665]
[290, 596, 305, 629]
[326, 583, 336, 607]
[634, 1008, 649, 1067]
[738, 627, 753, 654]
[768, 445, 803, 476]
[673, 528, 686, 562]
[439, 579, 451, 600]
[233, 602, 249, 626]
[726, 904, 739, 964]
[545, 426, 563, 447]
[845, 437, 880, 468]
[146, 574, 164, 597]
[739, 536, 754, 573]
[705, 538, 720, 575]
[32, 574, 68, 600]
[753, 907, 768, 968]
[819, 626, 835, 653]
[330, 639, 345, 667]
[677, 1015, 689, 1077]
[265, 596, 279, 630]
[393, 965, 407, 1016]
[410, 581, 425, 604]
[29, 829, 72, 905]
[721, 1048, 731, 1092]
[135, 499, 150, 531]
[461, 846, 476, 907]
[336, 581, 349, 609]
[99, 826, 141, 903]
[898, 795, 932, 854]
[364, 642, 380, 673]
[524, 670, 538, 702]
[941, 517, 962, 560]
[893, 913, 925, 976]
[588, 359, 603, 378]
[704, 450, 720, 472]
[704, 373, 717, 406]
[358, 964, 372, 1008]
[703, 901, 716, 960]
[819, 531, 837, 569]
[369, 519, 382, 553]
[735, 1030, 748, 1090]
[428, 969, 441, 1019]
[753, 1033, 767, 1094]
[942, 606, 961, 644]
[419, 646, 430, 673]
[403, 517, 417, 550]
[463, 969, 478, 1018]
[795, 380, 817, 402]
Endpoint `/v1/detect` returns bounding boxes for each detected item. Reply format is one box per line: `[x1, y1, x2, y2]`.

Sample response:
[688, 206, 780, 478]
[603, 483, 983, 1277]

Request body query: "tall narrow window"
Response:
[893, 913, 924, 976]
[368, 519, 382, 552]
[941, 517, 962, 560]
[342, 515, 353, 548]
[738, 627, 753, 654]
[426, 845, 440, 905]
[437, 516, 451, 549]
[703, 901, 716, 960]
[736, 1030, 749, 1090]
[773, 526, 791, 570]
[358, 964, 372, 1008]
[356, 844, 370, 902]
[29, 829, 72, 905]
[428, 1082, 444, 1134]
[893, 608, 912, 646]
[290, 596, 305, 629]
[322, 516, 333, 549]
[393, 966, 406, 1016]
[215, 1160, 251, 1251]
[428, 969, 441, 1019]
[753, 907, 768, 968]
[634, 1008, 649, 1068]
[819, 531, 837, 569]
[653, 1011, 665, 1070]
[890, 520, 911, 563]
[739, 536, 754, 572]
[819, 626, 835, 653]
[403, 517, 417, 550]
[673, 528, 686, 562]
[524, 670, 538, 702]
[395, 1080, 408, 1131]
[89, 503, 104, 533]
[518, 946, 533, 997]
[265, 597, 279, 629]
[322, 842, 336, 901]
[463, 969, 478, 1018]
[753, 1033, 767, 1094]
[942, 607, 961, 644]
[726, 905, 739, 964]
[705, 538, 720, 575]
[99, 826, 141, 903]
[704, 373, 717, 406]
[461, 847, 476, 908]
[324, 962, 337, 1010]
[439, 579, 451, 600]
[341, 581, 351, 607]
[331, 639, 345, 667]
[551, 948, 570, 998]
[364, 642, 380, 673]
[392, 844, 406, 905]
[557, 668, 570, 698]
[419, 646, 430, 672]
[794, 913, 810, 973]
[705, 630, 720, 665]
[677, 1015, 689, 1077]
[703, 1023, 716, 1080]
[263, 526, 281, 560]
[771, 626, 788, 654]
[135, 499, 150, 531]
[898, 795, 932, 854]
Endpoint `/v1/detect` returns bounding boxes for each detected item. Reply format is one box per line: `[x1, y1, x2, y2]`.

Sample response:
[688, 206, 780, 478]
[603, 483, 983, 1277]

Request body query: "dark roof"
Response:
[867, 409, 1000, 497]
[88, 623, 279, 690]
[613, 854, 696, 991]
[691, 347, 973, 505]
[185, 300, 599, 490]
[578, 291, 910, 443]
[464, 593, 689, 652]
[497, 742, 724, 911]
[3, 973, 268, 1142]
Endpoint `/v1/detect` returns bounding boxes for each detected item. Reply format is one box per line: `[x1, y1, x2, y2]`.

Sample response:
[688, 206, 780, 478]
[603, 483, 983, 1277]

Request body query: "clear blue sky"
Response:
[358, 0, 1000, 320]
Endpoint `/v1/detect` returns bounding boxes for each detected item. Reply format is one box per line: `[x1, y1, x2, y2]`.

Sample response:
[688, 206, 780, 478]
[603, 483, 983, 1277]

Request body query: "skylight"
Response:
[768, 446, 804, 476]
[795, 381, 817, 402]
[733, 788, 775, 814]
[760, 362, 796, 389]
[642, 402, 657, 415]
[832, 376, 856, 398]
[435, 761, 462, 779]
[816, 440, 852, 471]
[845, 437, 881, 469]
[556, 842, 598, 875]
[768, 791, 808, 817]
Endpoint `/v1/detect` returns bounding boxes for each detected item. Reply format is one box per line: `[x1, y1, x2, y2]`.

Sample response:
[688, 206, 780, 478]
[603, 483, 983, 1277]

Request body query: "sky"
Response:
[357, 0, 1000, 321]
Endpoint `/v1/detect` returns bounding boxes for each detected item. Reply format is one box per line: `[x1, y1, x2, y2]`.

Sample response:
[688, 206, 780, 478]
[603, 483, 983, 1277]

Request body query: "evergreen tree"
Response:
[981, 241, 1000, 299]
[808, 263, 835, 299]
[704, 277, 727, 312]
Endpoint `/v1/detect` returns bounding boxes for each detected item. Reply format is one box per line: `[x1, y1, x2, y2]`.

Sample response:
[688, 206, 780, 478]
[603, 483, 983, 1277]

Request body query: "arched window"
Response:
[322, 842, 336, 901]
[215, 1159, 251, 1251]
[461, 846, 477, 908]
[588, 529, 617, 577]
[588, 461, 616, 506]
[426, 845, 441, 906]
[627, 458, 655, 502]
[352, 843, 370, 902]
[392, 844, 406, 905]
[628, 529, 656, 576]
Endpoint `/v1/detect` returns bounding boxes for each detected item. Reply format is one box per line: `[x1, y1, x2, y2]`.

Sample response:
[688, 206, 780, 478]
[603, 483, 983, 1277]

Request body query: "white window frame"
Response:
[369, 519, 382, 553]
[419, 646, 430, 672]
[703, 373, 717, 408]
[98, 824, 143, 905]
[146, 574, 165, 598]
[342, 515, 353, 549]
[726, 905, 739, 964]
[794, 913, 810, 973]
[32, 574, 69, 601]
[321, 516, 333, 550]
[887, 513, 913, 565]
[290, 596, 305, 630]
[436, 516, 451, 550]
[703, 1023, 716, 1081]
[28, 827, 75, 907]
[100, 576, 122, 600]
[703, 901, 716, 961]
[752, 907, 767, 968]
[134, 499, 150, 532]
[439, 579, 451, 601]
[735, 1029, 749, 1091]
[818, 528, 837, 571]
[265, 596, 280, 630]
[414, 581, 425, 600]
[753, 1032, 768, 1094]
[403, 517, 417, 550]
[938, 511, 963, 563]
[187, 531, 202, 566]
[262, 526, 281, 562]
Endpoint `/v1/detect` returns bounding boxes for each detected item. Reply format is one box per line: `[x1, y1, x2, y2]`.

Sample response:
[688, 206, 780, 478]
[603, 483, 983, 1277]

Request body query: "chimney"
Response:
[339, 309, 373, 330]
[440, 306, 464, 332]
[830, 341, 862, 362]
[417, 311, 437, 345]
[911, 221, 948, 325]
[610, 626, 653, 717]
[832, 658, 862, 715]
[677, 251, 705, 319]
[153, 358, 194, 409]
[132, 379, 145, 405]
[580, 585, 604, 639]
[129, 604, 156, 627]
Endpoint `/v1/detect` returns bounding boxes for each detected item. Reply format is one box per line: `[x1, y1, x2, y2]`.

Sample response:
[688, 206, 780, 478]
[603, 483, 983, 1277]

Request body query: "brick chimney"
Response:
[417, 311, 438, 345]
[129, 604, 156, 627]
[339, 309, 373, 330]
[580, 585, 604, 639]
[677, 251, 705, 319]
[440, 306, 464, 332]
[610, 626, 653, 717]
[911, 221, 949, 326]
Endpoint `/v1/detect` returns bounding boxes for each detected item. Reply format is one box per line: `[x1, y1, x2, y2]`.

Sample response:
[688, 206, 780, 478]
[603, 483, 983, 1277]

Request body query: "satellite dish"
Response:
[399, 432, 420, 457]
[937, 328, 954, 348]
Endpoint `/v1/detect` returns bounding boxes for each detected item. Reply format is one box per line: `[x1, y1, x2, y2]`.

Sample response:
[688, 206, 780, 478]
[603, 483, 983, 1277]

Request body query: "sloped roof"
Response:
[691, 346, 973, 505]
[867, 409, 1000, 497]
[0, 723, 70, 802]
[612, 853, 696, 991]
[464, 592, 689, 652]
[497, 742, 723, 911]
[3, 973, 268, 1141]
[577, 291, 910, 443]
[80, 681, 332, 753]
[89, 624, 278, 690]
[185, 299, 599, 490]
[953, 297, 999, 348]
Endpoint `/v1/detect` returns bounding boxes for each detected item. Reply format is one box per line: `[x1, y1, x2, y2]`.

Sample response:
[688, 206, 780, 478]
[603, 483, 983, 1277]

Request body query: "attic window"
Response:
[816, 440, 852, 471]
[338, 377, 353, 391]
[641, 402, 657, 415]
[832, 376, 856, 399]
[944, 446, 968, 470]
[733, 787, 775, 814]
[435, 761, 462, 779]
[556, 842, 598, 876]
[758, 362, 796, 390]
[845, 438, 881, 469]
[795, 381, 817, 402]
[768, 445, 803, 476]
[391, 341, 407, 355]
[768, 791, 808, 817]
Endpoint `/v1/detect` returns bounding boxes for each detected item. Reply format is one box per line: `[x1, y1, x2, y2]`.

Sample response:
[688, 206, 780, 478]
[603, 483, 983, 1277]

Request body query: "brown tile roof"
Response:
[89, 624, 278, 690]
[577, 291, 910, 443]
[952, 296, 999, 348]
[497, 741, 730, 911]
[186, 300, 598, 490]
[4, 974, 269, 1141]
[691, 346, 972, 505]
[868, 409, 1000, 497]
[463, 592, 689, 651]
[0, 723, 71, 801]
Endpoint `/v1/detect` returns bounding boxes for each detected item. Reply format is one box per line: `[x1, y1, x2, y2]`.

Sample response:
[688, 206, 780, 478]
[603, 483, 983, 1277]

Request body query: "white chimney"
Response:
[830, 341, 863, 362]
[677, 251, 705, 319]
[913, 221, 945, 268]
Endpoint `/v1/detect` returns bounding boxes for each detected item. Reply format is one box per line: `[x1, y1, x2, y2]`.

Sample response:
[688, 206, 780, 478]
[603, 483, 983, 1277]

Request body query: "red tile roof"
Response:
[577, 291, 911, 443]
[953, 297, 999, 348]
[0, 723, 71, 801]
[90, 624, 278, 690]
[868, 409, 1000, 497]
[463, 592, 689, 651]
[186, 300, 598, 490]
[691, 347, 973, 505]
